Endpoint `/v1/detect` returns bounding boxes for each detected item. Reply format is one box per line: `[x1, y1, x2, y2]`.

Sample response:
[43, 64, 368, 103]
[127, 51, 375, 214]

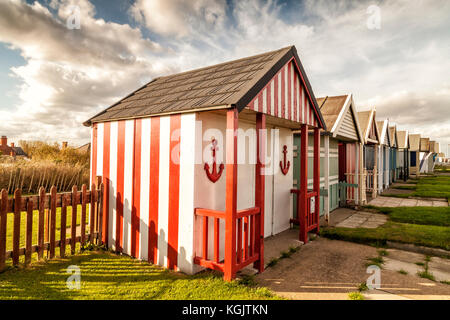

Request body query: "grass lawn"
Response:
[0, 250, 278, 300]
[385, 175, 450, 200]
[320, 221, 450, 250]
[371, 206, 450, 227]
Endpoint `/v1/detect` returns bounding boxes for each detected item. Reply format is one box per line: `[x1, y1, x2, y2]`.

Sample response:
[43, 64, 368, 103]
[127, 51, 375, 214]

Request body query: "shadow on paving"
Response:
[255, 238, 450, 300]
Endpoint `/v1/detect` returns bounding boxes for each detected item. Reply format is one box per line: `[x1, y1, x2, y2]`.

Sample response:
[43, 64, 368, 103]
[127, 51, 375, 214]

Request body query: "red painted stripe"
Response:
[293, 70, 297, 122]
[274, 76, 279, 117]
[167, 115, 181, 270]
[267, 81, 272, 115]
[258, 92, 263, 113]
[102, 122, 110, 245]
[287, 63, 292, 121]
[131, 119, 142, 258]
[91, 124, 98, 184]
[116, 120, 126, 252]
[281, 67, 285, 119]
[148, 117, 160, 264]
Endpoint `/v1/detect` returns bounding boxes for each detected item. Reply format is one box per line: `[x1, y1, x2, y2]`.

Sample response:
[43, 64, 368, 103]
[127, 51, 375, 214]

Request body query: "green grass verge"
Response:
[371, 206, 450, 227]
[383, 176, 450, 201]
[0, 251, 278, 300]
[320, 221, 450, 251]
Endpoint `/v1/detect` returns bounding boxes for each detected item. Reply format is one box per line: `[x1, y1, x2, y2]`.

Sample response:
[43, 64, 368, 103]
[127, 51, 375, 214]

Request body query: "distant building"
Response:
[76, 142, 91, 153]
[0, 136, 28, 158]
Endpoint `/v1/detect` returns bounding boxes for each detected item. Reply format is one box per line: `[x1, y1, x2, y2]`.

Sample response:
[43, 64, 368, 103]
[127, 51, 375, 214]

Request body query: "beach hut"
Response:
[409, 134, 421, 178]
[429, 141, 439, 172]
[397, 131, 410, 181]
[376, 120, 391, 193]
[419, 137, 431, 173]
[357, 109, 380, 200]
[84, 46, 326, 280]
[388, 126, 399, 183]
[306, 94, 363, 222]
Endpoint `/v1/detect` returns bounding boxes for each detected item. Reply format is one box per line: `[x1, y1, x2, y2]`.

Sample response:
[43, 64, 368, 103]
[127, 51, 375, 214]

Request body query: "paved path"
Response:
[255, 238, 450, 300]
[335, 212, 387, 228]
[369, 196, 448, 207]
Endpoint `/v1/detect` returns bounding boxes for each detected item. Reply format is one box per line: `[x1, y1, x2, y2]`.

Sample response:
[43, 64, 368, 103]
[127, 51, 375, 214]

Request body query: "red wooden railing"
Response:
[290, 189, 320, 240]
[194, 206, 261, 274]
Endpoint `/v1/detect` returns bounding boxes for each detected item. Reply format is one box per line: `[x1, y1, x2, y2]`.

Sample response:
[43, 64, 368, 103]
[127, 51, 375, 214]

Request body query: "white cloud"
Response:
[129, 0, 227, 38]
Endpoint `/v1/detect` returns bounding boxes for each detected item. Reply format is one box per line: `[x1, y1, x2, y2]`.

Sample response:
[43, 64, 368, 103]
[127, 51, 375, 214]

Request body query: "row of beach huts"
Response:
[84, 46, 443, 280]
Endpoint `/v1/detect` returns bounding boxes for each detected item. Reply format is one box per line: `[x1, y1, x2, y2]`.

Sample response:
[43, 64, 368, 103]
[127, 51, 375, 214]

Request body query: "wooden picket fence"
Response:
[0, 181, 104, 271]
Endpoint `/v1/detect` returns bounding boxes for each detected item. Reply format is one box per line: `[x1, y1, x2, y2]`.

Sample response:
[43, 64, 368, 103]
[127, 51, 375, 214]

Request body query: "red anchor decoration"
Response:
[204, 138, 224, 183]
[279, 145, 290, 175]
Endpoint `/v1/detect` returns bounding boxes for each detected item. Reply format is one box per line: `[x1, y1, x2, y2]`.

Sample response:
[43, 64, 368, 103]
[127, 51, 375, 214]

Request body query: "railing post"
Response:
[254, 113, 265, 272]
[224, 108, 238, 281]
[313, 128, 320, 233]
[299, 124, 308, 243]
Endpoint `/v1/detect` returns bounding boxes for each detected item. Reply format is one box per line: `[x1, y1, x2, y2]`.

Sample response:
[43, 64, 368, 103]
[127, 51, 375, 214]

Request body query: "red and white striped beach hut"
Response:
[84, 46, 326, 280]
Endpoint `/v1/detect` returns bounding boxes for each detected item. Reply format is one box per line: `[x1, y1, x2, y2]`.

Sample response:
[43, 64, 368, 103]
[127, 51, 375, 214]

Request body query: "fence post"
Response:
[25, 199, 33, 265]
[60, 195, 67, 258]
[98, 183, 104, 246]
[90, 183, 96, 244]
[38, 187, 45, 260]
[81, 184, 87, 246]
[12, 189, 21, 266]
[0, 189, 7, 271]
[49, 186, 57, 259]
[71, 185, 78, 254]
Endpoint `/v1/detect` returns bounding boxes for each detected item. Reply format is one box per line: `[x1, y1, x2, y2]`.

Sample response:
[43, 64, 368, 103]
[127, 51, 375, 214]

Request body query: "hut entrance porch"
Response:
[290, 125, 321, 244]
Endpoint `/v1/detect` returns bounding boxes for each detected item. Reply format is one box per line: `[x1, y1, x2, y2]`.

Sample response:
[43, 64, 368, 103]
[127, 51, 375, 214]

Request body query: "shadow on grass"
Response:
[0, 251, 276, 300]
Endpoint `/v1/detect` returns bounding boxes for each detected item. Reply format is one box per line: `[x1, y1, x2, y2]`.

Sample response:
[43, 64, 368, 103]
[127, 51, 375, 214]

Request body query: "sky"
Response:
[0, 0, 449, 155]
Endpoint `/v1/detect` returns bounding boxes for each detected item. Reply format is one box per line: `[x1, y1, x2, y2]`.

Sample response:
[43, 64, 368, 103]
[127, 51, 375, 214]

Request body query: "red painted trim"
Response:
[287, 62, 292, 121]
[258, 92, 263, 113]
[291, 57, 324, 129]
[313, 128, 320, 234]
[167, 115, 181, 270]
[148, 117, 160, 264]
[254, 113, 265, 272]
[102, 122, 110, 245]
[281, 66, 285, 119]
[224, 108, 238, 281]
[294, 70, 298, 122]
[131, 119, 142, 258]
[91, 124, 98, 186]
[299, 124, 308, 243]
[267, 81, 272, 115]
[274, 74, 279, 117]
[116, 120, 126, 252]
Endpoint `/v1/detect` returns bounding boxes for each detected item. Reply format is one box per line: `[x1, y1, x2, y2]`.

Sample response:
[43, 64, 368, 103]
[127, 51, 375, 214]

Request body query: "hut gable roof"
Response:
[409, 134, 421, 151]
[389, 126, 398, 148]
[84, 46, 325, 129]
[376, 120, 390, 146]
[357, 109, 379, 144]
[397, 130, 409, 149]
[430, 141, 438, 153]
[317, 94, 362, 142]
[420, 138, 430, 152]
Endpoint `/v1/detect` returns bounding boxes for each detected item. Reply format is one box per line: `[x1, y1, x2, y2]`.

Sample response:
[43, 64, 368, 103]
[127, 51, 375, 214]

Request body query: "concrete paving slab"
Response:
[255, 238, 450, 300]
[368, 196, 448, 207]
